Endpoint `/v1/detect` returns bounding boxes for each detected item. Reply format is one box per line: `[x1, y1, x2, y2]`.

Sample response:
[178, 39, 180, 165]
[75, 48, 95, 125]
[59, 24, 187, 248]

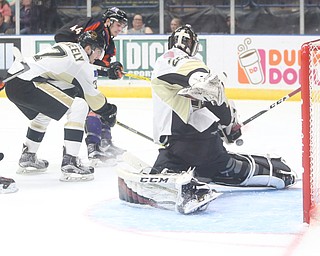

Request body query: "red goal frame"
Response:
[301, 39, 320, 224]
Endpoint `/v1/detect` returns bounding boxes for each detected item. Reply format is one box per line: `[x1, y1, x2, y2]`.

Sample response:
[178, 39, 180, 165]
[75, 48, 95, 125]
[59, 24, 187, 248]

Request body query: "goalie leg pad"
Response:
[234, 153, 297, 189]
[116, 167, 221, 213]
[214, 153, 296, 189]
[117, 167, 180, 211]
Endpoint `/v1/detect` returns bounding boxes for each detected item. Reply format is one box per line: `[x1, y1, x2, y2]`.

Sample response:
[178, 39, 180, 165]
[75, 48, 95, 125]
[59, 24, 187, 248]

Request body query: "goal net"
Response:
[301, 39, 320, 224]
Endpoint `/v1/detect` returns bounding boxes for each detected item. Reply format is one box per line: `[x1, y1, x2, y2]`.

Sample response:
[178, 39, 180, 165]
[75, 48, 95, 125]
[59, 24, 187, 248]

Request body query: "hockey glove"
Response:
[178, 72, 227, 105]
[218, 100, 242, 144]
[99, 103, 117, 127]
[107, 61, 123, 80]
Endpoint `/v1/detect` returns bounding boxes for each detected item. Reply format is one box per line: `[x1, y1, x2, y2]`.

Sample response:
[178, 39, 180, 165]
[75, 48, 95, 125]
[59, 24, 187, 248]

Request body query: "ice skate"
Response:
[176, 178, 221, 214]
[60, 153, 94, 182]
[87, 143, 117, 167]
[17, 145, 49, 174]
[100, 139, 126, 161]
[0, 176, 18, 194]
[274, 169, 297, 188]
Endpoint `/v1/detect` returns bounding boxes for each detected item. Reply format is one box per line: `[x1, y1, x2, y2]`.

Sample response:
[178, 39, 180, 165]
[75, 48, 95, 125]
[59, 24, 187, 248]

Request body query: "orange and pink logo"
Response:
[238, 38, 301, 86]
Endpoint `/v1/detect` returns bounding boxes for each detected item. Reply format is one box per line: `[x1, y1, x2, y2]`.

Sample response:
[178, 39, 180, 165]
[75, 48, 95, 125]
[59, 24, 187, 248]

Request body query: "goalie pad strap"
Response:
[215, 153, 292, 189]
[237, 153, 288, 189]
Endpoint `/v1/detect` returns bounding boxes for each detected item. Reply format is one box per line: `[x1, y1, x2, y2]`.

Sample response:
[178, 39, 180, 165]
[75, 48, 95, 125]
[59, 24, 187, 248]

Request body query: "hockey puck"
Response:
[236, 139, 243, 146]
[0, 152, 4, 161]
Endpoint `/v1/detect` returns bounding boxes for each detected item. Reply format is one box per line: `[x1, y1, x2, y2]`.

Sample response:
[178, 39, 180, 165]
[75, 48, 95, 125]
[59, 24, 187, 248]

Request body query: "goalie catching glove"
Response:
[218, 100, 242, 144]
[178, 72, 227, 105]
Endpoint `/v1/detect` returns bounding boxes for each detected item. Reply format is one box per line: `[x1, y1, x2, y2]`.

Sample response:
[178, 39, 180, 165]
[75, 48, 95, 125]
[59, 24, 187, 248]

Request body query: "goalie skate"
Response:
[60, 154, 94, 182]
[17, 145, 49, 174]
[274, 169, 297, 188]
[176, 178, 222, 214]
[0, 176, 18, 194]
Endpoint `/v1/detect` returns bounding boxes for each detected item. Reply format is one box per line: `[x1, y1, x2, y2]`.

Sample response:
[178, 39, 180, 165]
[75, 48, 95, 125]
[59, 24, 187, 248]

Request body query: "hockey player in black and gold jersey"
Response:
[117, 25, 297, 214]
[5, 31, 117, 182]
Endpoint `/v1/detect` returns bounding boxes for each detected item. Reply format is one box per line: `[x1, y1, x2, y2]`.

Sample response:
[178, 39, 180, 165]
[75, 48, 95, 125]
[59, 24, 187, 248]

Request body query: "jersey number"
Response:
[34, 45, 67, 61]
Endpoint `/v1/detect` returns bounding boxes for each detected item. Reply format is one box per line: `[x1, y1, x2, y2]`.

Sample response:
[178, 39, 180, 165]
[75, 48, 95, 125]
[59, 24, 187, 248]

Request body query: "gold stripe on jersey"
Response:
[177, 59, 209, 76]
[84, 92, 106, 111]
[45, 71, 74, 84]
[152, 77, 191, 124]
[34, 82, 74, 108]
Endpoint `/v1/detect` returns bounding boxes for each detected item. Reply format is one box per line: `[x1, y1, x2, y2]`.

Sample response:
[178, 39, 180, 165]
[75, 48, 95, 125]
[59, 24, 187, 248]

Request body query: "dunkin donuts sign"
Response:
[237, 37, 301, 86]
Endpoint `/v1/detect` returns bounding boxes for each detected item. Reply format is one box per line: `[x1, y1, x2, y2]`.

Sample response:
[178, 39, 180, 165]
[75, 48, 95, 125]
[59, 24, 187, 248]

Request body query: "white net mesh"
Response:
[307, 41, 320, 211]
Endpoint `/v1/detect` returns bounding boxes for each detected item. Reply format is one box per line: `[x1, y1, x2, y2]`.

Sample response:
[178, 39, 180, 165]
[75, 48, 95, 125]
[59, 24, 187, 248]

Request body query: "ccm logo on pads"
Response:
[139, 177, 169, 183]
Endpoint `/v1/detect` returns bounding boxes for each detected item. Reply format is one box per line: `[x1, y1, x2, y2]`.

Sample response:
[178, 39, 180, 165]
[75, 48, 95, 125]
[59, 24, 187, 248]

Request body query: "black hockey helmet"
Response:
[168, 24, 199, 57]
[79, 30, 106, 51]
[102, 7, 128, 27]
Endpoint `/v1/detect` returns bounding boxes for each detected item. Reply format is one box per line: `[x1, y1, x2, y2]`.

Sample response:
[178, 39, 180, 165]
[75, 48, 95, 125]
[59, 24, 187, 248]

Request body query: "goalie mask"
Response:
[168, 24, 199, 57]
[102, 7, 128, 28]
[79, 30, 106, 52]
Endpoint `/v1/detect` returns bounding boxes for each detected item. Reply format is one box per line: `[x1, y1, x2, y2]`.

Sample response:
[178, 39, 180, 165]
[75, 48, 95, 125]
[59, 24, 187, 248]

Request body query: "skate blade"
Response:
[178, 192, 222, 214]
[0, 183, 19, 194]
[17, 166, 47, 174]
[59, 172, 94, 182]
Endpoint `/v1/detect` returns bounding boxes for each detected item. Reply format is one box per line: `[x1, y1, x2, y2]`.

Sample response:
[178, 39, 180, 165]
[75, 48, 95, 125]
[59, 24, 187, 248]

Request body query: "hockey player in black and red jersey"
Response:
[5, 31, 117, 182]
[117, 25, 297, 214]
[55, 7, 127, 167]
[0, 152, 18, 193]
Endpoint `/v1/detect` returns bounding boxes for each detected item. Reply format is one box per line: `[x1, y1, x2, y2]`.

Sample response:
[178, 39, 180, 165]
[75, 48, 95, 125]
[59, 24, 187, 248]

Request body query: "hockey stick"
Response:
[123, 72, 151, 81]
[231, 87, 301, 144]
[0, 47, 30, 89]
[116, 121, 154, 142]
[239, 87, 301, 128]
[93, 64, 151, 81]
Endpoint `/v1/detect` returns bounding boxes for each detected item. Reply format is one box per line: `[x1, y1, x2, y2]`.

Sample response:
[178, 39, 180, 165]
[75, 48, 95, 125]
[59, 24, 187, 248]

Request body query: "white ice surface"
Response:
[0, 97, 318, 256]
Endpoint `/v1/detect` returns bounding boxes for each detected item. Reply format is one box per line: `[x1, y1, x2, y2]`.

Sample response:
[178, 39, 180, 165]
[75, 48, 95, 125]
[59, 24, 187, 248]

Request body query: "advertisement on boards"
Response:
[1, 34, 319, 97]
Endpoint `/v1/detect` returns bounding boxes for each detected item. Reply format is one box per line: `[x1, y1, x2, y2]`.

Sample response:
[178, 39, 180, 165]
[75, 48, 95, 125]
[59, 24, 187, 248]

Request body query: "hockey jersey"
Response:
[54, 17, 116, 67]
[151, 47, 230, 144]
[8, 42, 106, 112]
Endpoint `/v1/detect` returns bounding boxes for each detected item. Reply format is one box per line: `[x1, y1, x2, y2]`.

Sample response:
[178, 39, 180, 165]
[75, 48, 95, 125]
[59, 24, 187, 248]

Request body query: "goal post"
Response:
[301, 39, 320, 224]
